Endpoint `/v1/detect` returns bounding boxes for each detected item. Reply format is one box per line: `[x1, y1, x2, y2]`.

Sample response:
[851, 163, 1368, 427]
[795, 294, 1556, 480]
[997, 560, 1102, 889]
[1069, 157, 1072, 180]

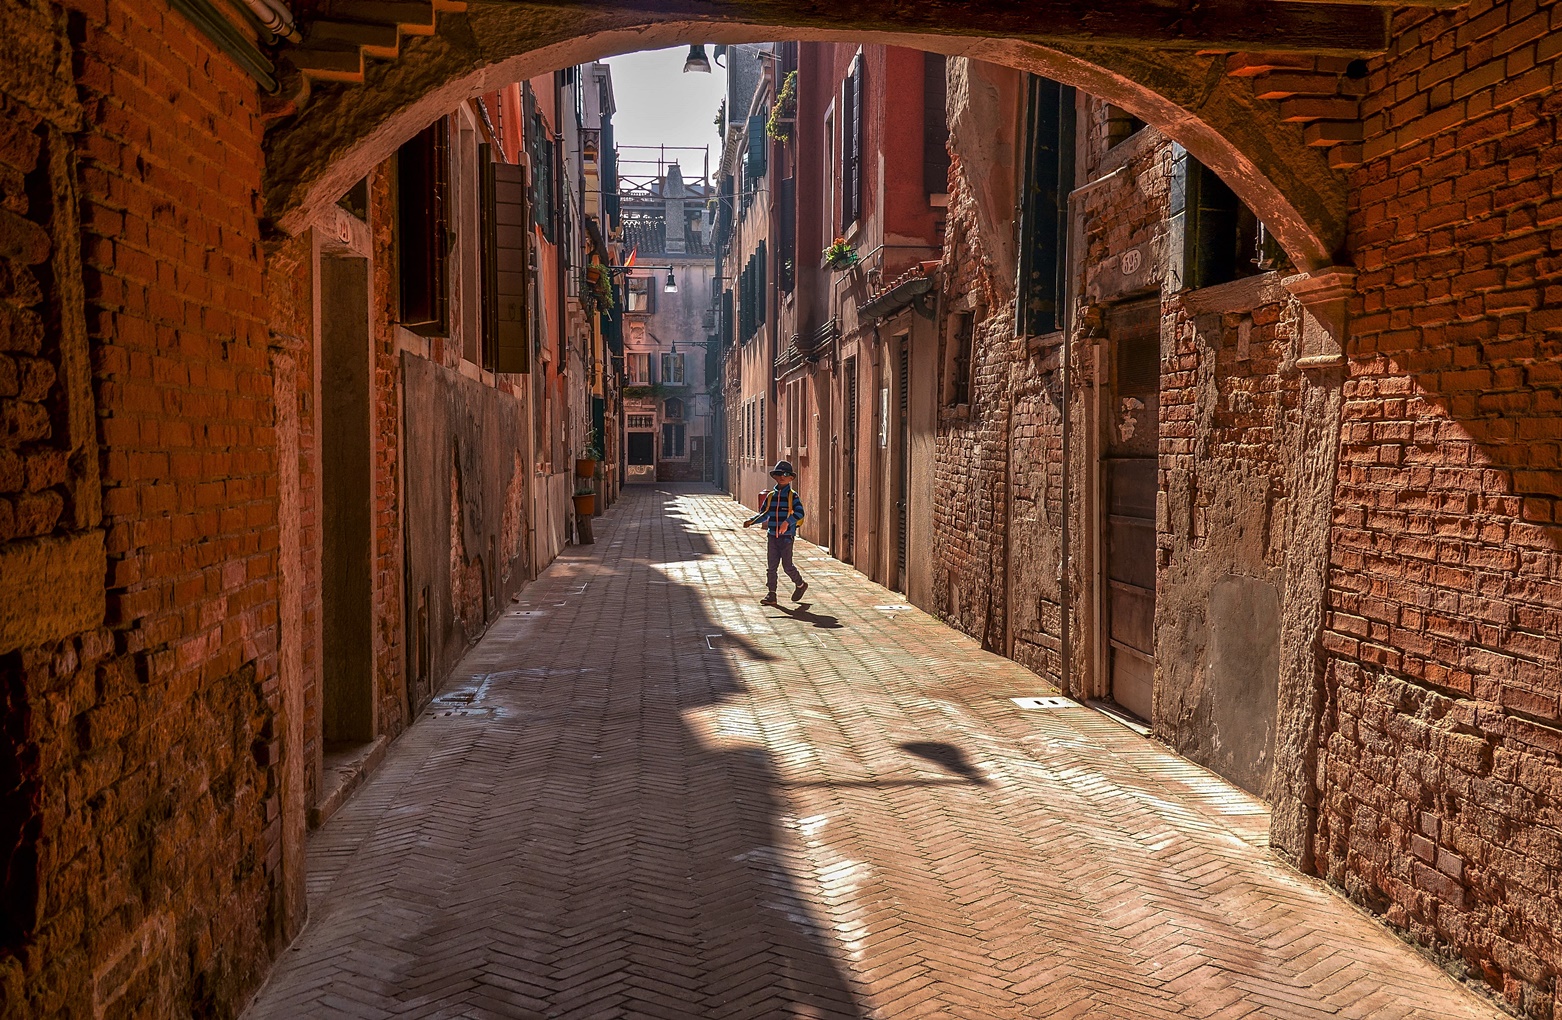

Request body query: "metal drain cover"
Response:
[875, 604, 913, 613]
[1011, 696, 1076, 710]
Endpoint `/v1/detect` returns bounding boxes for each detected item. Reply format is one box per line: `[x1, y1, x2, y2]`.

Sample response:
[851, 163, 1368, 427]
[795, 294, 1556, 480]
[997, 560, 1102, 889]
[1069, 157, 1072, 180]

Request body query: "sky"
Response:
[605, 47, 728, 181]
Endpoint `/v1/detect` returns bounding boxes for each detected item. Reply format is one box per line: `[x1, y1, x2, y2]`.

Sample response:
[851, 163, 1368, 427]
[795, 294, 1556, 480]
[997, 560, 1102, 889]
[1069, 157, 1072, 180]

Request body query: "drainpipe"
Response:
[241, 0, 300, 42]
[1059, 163, 1127, 698]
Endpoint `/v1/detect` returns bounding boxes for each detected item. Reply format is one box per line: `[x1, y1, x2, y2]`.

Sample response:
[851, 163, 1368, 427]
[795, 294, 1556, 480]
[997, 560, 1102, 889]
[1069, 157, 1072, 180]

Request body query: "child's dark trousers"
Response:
[767, 533, 803, 594]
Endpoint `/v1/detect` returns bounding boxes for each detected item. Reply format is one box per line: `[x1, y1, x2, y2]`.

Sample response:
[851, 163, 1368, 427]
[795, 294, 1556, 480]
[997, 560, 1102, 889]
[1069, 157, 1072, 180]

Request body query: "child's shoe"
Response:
[792, 581, 808, 602]
[759, 592, 778, 605]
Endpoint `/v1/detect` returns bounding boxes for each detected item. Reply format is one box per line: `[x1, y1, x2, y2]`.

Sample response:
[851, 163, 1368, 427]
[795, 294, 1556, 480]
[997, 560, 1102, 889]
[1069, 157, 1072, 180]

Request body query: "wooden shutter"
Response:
[756, 242, 767, 327]
[1016, 75, 1075, 337]
[479, 144, 498, 373]
[396, 119, 450, 334]
[492, 162, 530, 373]
[745, 114, 768, 179]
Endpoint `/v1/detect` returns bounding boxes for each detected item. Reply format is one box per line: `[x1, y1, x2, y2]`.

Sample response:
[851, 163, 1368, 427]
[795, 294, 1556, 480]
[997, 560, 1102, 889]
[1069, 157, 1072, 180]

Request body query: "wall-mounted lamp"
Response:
[683, 45, 712, 74]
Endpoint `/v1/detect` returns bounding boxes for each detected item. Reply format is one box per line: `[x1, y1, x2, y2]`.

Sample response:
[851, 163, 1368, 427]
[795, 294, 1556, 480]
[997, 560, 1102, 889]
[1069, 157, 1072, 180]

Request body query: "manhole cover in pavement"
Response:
[510, 610, 547, 617]
[1011, 696, 1077, 710]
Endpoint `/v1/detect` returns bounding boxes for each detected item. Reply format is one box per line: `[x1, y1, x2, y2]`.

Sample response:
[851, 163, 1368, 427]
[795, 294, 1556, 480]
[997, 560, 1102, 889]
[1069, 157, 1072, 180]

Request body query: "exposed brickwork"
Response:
[1322, 0, 1562, 1012]
[368, 165, 407, 736]
[931, 150, 1020, 655]
[0, 99, 67, 547]
[1, 0, 286, 1011]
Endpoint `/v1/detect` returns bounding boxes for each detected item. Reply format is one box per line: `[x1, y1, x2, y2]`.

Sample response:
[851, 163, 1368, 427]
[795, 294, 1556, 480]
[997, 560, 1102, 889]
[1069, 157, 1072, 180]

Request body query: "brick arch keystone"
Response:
[262, 5, 1358, 272]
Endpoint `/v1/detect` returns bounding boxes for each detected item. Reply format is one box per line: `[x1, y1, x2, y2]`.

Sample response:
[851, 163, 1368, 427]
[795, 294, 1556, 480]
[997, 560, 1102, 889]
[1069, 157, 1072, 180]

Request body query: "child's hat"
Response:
[770, 460, 795, 477]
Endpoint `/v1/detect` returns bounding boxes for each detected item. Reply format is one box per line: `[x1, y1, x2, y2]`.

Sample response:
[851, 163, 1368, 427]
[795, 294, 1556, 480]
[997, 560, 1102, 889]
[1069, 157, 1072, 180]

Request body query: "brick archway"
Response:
[262, 7, 1367, 271]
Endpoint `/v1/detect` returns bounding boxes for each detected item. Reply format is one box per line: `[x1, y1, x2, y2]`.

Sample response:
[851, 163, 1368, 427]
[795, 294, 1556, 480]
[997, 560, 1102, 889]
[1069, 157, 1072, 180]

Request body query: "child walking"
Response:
[743, 461, 809, 605]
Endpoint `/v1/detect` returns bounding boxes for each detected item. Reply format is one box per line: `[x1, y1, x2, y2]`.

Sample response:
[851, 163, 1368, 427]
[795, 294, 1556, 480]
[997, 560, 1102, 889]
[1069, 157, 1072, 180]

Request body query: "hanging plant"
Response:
[581, 263, 615, 312]
[766, 70, 798, 142]
[822, 236, 859, 271]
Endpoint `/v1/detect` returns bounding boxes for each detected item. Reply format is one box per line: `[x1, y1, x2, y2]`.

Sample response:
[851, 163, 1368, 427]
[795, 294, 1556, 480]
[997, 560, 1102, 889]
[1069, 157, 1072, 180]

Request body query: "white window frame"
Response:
[627, 275, 653, 313]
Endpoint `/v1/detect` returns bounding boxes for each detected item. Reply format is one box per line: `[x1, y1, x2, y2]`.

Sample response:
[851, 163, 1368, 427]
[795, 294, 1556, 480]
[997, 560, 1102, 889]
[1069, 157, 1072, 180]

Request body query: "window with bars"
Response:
[1175, 152, 1282, 290]
[662, 422, 686, 459]
[945, 312, 974, 406]
[841, 53, 864, 231]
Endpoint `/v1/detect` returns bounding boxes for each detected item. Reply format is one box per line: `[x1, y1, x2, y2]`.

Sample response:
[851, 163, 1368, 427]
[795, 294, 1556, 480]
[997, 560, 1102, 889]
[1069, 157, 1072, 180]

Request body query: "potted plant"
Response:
[767, 70, 798, 142]
[822, 237, 859, 272]
[575, 434, 602, 478]
[572, 483, 596, 517]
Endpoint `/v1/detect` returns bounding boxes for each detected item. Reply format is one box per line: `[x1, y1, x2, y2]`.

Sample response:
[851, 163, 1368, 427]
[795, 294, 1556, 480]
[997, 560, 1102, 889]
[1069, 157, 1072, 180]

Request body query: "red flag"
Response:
[623, 247, 637, 268]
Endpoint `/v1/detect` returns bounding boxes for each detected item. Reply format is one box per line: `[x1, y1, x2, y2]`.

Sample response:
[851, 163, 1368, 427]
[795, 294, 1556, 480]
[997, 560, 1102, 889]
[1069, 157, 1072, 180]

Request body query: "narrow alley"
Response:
[245, 486, 1498, 1020]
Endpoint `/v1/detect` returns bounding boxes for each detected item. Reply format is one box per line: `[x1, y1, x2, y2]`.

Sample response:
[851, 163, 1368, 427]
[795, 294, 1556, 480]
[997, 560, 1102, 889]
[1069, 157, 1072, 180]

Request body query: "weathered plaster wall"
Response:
[400, 354, 531, 701]
[1156, 277, 1304, 799]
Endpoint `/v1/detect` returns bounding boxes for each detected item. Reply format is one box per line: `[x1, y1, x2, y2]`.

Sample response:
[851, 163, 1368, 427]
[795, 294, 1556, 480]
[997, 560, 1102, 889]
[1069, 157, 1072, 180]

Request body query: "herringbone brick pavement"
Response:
[244, 485, 1501, 1020]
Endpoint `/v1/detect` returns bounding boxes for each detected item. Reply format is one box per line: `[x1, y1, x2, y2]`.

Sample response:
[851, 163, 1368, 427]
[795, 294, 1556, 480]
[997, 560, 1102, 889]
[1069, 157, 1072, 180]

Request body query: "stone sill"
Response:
[308, 734, 390, 830]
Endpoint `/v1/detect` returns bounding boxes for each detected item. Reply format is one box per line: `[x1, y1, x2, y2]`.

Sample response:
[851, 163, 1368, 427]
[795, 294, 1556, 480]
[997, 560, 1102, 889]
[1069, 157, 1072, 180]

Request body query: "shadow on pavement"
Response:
[900, 741, 991, 786]
[771, 602, 843, 629]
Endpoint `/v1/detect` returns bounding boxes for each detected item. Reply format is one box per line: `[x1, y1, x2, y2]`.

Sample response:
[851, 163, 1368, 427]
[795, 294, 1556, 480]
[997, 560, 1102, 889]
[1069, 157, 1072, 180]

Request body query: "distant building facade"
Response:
[617, 157, 717, 483]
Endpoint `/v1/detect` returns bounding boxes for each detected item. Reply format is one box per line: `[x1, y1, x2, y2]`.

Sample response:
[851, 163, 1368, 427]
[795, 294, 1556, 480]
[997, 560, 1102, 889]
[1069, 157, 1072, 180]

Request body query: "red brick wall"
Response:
[932, 149, 1018, 650]
[11, 0, 284, 1012]
[369, 165, 407, 735]
[1323, 0, 1562, 1012]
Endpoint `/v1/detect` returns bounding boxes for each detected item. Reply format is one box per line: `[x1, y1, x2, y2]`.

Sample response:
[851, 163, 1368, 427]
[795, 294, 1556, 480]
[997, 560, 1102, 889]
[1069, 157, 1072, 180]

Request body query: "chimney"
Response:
[663, 163, 686, 254]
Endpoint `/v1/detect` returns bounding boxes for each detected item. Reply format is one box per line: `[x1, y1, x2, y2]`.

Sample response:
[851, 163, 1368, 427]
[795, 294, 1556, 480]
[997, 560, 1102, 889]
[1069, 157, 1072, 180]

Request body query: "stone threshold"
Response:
[308, 735, 390, 829]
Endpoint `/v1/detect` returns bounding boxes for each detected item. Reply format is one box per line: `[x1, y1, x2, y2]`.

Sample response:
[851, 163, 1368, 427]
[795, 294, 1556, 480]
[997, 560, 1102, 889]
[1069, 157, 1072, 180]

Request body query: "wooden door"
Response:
[1102, 301, 1160, 721]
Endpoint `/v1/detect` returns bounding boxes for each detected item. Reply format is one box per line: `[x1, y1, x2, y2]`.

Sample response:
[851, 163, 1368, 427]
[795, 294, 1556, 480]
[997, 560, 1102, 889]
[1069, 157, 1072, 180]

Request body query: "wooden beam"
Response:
[1280, 0, 1463, 7]
[508, 0, 1391, 56]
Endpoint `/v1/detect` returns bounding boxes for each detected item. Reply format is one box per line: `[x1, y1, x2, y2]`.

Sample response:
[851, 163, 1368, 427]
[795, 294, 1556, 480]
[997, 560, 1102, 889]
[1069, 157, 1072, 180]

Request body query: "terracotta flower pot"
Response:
[575, 457, 598, 478]
[572, 492, 596, 516]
